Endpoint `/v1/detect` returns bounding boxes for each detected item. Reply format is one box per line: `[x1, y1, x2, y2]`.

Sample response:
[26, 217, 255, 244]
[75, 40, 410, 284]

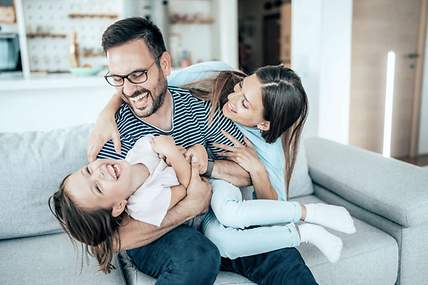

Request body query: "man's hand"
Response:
[87, 113, 121, 162]
[181, 158, 212, 215]
[184, 144, 208, 174]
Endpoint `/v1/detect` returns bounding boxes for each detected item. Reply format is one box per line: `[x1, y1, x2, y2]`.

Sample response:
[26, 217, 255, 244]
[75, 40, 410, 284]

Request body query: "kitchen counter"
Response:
[0, 73, 108, 91]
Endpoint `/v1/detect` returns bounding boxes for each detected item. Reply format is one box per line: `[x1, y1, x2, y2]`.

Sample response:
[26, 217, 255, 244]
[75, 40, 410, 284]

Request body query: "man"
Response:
[91, 17, 317, 284]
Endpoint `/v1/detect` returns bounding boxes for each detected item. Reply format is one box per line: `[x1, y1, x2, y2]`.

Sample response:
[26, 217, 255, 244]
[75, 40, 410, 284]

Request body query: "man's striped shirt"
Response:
[98, 86, 244, 160]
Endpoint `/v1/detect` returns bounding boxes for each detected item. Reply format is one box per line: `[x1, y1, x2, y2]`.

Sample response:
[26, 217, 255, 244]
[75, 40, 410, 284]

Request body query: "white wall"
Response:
[292, 0, 353, 144]
[419, 23, 428, 154]
[318, 0, 352, 144]
[0, 79, 113, 133]
[3, 0, 354, 136]
[291, 0, 322, 139]
[215, 0, 238, 69]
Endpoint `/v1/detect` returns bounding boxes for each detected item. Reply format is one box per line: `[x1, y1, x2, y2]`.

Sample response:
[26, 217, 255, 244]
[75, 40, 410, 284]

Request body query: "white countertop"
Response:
[0, 66, 191, 92]
[0, 73, 109, 91]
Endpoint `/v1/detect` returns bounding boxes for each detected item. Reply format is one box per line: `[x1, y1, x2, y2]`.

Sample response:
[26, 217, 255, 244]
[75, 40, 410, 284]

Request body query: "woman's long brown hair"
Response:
[184, 65, 308, 199]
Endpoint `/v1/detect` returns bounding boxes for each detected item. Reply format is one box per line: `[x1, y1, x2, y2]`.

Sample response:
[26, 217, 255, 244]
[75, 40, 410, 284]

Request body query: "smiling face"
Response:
[64, 159, 147, 216]
[106, 39, 172, 118]
[222, 74, 270, 131]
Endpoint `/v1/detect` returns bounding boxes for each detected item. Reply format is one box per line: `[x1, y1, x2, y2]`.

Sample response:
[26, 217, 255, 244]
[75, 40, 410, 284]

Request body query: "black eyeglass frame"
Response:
[104, 60, 157, 87]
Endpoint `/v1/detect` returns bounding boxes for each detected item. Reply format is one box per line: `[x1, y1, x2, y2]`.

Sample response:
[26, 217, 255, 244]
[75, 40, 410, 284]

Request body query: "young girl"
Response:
[62, 64, 355, 271]
[49, 134, 192, 273]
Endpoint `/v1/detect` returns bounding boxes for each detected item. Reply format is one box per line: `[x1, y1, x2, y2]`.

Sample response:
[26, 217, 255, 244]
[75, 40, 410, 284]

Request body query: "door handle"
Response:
[406, 53, 419, 59]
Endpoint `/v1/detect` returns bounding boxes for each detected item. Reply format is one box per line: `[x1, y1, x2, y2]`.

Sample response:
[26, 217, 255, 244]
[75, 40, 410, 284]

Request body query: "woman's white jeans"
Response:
[202, 179, 302, 259]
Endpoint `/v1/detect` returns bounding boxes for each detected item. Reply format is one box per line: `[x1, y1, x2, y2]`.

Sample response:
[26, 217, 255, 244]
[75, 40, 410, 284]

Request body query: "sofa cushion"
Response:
[118, 193, 398, 285]
[0, 233, 126, 285]
[0, 124, 92, 239]
[293, 195, 399, 285]
[288, 143, 313, 198]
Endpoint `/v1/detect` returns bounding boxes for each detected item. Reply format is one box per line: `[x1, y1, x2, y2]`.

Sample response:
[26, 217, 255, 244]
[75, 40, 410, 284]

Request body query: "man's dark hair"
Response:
[102, 17, 166, 61]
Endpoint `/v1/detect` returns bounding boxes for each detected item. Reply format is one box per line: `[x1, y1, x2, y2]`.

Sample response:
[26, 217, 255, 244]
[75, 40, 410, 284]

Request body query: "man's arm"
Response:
[117, 198, 193, 250]
[116, 160, 211, 251]
[185, 144, 251, 186]
[211, 160, 251, 186]
[168, 185, 187, 209]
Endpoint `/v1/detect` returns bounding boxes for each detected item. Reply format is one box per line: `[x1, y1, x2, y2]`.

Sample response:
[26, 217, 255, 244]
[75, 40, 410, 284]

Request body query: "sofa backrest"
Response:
[0, 124, 92, 240]
[0, 122, 314, 240]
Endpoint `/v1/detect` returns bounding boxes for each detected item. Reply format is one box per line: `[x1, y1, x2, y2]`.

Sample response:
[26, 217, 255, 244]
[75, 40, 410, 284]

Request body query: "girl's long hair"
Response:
[48, 175, 125, 273]
[184, 65, 308, 199]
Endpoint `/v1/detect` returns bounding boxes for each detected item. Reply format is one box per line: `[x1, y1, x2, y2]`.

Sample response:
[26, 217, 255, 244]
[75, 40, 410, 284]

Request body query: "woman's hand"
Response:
[213, 130, 264, 174]
[215, 130, 277, 200]
[184, 144, 208, 174]
[87, 114, 121, 162]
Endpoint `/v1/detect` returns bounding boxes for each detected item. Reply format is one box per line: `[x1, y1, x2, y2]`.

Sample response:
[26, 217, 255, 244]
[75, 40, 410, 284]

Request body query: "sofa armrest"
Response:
[304, 137, 428, 227]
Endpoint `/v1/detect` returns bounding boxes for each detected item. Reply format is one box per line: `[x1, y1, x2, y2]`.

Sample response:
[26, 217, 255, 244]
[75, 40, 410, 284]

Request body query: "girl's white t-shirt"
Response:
[125, 135, 179, 226]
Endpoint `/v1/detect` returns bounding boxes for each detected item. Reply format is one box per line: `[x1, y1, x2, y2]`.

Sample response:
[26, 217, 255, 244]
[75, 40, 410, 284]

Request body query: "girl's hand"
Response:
[213, 130, 264, 174]
[184, 144, 208, 174]
[87, 114, 121, 162]
[151, 135, 177, 158]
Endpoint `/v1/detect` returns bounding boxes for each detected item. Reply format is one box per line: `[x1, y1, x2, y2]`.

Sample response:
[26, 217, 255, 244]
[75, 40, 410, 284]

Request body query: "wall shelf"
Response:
[26, 32, 67, 38]
[0, 23, 18, 34]
[81, 49, 104, 57]
[6, 0, 237, 79]
[11, 0, 135, 78]
[68, 13, 119, 19]
[169, 15, 214, 25]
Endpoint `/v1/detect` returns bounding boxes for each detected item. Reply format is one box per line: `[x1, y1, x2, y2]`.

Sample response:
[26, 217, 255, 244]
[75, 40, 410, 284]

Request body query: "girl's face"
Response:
[222, 74, 270, 131]
[65, 159, 145, 214]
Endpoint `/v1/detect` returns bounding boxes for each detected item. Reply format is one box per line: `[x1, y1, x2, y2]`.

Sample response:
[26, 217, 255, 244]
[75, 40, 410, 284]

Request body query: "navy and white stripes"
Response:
[98, 86, 243, 160]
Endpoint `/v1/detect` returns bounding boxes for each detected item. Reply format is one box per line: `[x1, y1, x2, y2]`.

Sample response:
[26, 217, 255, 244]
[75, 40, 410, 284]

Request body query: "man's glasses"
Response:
[104, 61, 157, 87]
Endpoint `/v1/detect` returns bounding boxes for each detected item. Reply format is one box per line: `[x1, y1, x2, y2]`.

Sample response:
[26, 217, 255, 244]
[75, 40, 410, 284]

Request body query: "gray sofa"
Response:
[1, 124, 427, 285]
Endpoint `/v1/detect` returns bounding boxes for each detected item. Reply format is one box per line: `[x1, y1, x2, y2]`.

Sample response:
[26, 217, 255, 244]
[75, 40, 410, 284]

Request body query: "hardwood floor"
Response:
[397, 154, 428, 167]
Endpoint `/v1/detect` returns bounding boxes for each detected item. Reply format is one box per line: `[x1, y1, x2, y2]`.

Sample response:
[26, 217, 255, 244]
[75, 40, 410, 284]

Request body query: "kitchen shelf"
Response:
[3, 0, 236, 79]
[26, 32, 67, 38]
[0, 23, 18, 34]
[170, 19, 214, 24]
[169, 14, 214, 25]
[68, 13, 119, 19]
[81, 49, 104, 57]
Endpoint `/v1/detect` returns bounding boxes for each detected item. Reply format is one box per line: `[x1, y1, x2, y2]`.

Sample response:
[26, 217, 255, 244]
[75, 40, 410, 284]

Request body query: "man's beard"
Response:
[125, 77, 168, 118]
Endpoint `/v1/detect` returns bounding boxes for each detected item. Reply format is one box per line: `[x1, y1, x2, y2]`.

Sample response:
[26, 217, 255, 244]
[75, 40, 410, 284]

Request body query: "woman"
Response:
[87, 63, 355, 263]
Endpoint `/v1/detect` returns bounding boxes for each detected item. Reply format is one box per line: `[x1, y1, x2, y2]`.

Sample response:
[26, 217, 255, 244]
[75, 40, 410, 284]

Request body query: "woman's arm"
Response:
[246, 164, 277, 200]
[183, 144, 252, 187]
[87, 93, 123, 161]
